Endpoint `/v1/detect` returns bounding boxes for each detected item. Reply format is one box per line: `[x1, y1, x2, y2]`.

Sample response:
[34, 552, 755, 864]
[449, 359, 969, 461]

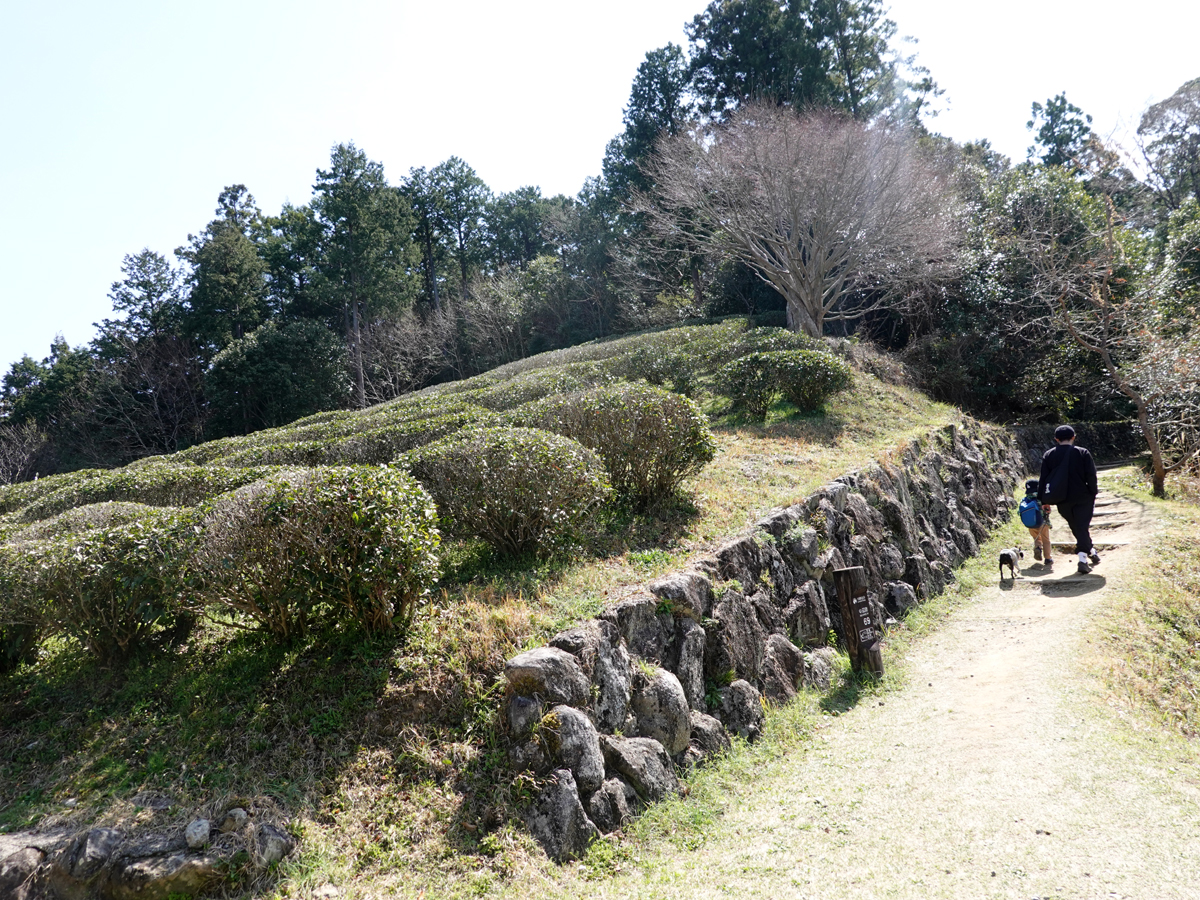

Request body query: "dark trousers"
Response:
[1056, 499, 1095, 556]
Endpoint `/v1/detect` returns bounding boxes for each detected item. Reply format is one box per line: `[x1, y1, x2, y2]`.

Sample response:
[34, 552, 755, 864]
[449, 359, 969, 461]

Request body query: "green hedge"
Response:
[197, 466, 440, 639]
[8, 509, 200, 663]
[399, 427, 611, 557]
[513, 384, 716, 507]
[471, 362, 619, 411]
[766, 349, 852, 411]
[714, 348, 850, 419]
[0, 546, 42, 673]
[13, 466, 279, 523]
[714, 352, 782, 419]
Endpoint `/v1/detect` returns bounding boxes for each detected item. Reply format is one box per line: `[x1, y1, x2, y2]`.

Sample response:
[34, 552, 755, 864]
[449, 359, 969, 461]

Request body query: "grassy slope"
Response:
[1087, 469, 1200, 737]
[0, 331, 961, 899]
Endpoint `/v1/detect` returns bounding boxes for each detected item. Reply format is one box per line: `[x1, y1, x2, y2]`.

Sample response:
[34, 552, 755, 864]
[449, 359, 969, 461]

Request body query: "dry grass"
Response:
[1090, 469, 1200, 737]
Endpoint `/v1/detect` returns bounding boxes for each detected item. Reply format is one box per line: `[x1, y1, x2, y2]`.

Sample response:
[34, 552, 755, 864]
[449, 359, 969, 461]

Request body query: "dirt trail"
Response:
[557, 484, 1200, 899]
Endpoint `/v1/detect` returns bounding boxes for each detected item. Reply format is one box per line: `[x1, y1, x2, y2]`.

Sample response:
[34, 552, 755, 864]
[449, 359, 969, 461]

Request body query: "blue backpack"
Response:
[1019, 496, 1044, 528]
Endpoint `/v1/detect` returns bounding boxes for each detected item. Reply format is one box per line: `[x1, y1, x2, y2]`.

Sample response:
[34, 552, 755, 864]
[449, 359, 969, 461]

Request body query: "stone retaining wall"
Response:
[504, 418, 1025, 860]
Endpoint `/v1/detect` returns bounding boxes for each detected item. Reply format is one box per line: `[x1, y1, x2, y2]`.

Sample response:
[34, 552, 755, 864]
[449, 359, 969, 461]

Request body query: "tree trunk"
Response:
[351, 300, 365, 409]
[1135, 400, 1168, 496]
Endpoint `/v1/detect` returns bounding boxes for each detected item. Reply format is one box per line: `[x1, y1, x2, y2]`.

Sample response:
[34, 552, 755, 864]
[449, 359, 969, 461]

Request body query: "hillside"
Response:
[0, 319, 963, 896]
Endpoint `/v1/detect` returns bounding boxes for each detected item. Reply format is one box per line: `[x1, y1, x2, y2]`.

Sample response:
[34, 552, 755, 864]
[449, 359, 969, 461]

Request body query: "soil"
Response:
[541, 483, 1200, 899]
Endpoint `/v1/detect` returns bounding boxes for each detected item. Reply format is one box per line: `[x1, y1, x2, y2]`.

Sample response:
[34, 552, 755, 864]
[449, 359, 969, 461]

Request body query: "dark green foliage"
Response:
[1027, 93, 1093, 169]
[198, 467, 440, 639]
[513, 384, 716, 507]
[763, 349, 852, 411]
[211, 409, 501, 468]
[685, 0, 908, 121]
[399, 427, 611, 557]
[10, 466, 276, 523]
[714, 352, 782, 419]
[206, 319, 352, 437]
[0, 547, 42, 673]
[15, 509, 200, 662]
[177, 186, 269, 355]
[471, 362, 619, 411]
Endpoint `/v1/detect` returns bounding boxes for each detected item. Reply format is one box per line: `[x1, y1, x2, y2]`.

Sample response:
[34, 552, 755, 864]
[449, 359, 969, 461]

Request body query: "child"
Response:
[1018, 478, 1053, 566]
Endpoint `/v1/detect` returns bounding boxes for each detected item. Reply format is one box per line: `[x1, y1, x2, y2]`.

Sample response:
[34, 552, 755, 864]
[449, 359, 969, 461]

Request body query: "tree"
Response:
[312, 143, 417, 407]
[100, 249, 185, 342]
[1013, 165, 1198, 495]
[1026, 93, 1093, 169]
[817, 0, 901, 120]
[430, 157, 492, 300]
[686, 0, 825, 119]
[487, 186, 559, 269]
[261, 202, 326, 323]
[206, 320, 351, 437]
[401, 167, 448, 311]
[642, 105, 960, 337]
[177, 185, 269, 356]
[685, 0, 916, 122]
[603, 44, 694, 201]
[0, 421, 47, 484]
[1138, 76, 1200, 211]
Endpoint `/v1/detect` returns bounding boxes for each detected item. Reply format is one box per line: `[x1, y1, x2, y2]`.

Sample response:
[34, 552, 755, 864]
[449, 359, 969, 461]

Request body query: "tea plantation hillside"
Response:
[0, 318, 959, 897]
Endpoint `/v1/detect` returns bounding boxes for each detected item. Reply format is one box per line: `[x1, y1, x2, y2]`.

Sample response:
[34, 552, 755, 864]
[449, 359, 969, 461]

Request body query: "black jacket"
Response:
[1039, 443, 1098, 503]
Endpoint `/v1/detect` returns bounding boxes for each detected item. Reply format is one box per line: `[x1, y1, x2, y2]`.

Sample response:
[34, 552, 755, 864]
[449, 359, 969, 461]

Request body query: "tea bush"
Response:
[399, 427, 611, 557]
[766, 349, 852, 411]
[714, 352, 782, 419]
[14, 501, 170, 542]
[472, 362, 619, 411]
[513, 384, 716, 507]
[197, 466, 440, 639]
[18, 508, 200, 662]
[14, 466, 277, 523]
[0, 546, 42, 673]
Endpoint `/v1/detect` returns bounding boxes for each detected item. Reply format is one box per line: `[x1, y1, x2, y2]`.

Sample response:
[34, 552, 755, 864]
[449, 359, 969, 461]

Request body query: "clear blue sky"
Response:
[1, 0, 1195, 375]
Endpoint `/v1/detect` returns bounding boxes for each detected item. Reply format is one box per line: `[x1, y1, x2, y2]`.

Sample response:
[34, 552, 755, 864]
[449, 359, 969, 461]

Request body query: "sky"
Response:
[1, 0, 1195, 376]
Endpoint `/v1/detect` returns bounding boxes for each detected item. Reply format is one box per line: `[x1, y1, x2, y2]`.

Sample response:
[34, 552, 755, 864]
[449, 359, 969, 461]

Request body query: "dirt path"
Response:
[541, 484, 1200, 899]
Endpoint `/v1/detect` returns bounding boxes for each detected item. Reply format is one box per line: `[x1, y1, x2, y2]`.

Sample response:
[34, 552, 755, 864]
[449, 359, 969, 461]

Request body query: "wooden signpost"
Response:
[832, 565, 884, 677]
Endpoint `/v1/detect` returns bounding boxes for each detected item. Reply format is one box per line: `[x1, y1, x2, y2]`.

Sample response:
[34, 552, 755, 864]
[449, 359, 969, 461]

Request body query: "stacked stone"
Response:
[504, 419, 1023, 861]
[0, 809, 290, 900]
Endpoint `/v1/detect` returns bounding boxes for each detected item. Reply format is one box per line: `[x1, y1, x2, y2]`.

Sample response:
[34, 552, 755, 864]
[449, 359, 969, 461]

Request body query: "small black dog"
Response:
[999, 547, 1024, 580]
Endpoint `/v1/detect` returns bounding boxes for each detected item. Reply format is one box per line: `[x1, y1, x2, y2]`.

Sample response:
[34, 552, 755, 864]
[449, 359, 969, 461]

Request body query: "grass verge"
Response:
[1088, 468, 1200, 737]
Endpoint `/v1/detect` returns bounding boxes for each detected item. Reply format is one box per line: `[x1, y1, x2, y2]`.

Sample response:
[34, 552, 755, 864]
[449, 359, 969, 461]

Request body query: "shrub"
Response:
[399, 427, 611, 557]
[513, 384, 716, 507]
[197, 466, 439, 639]
[618, 345, 697, 396]
[330, 410, 502, 464]
[762, 349, 853, 411]
[16, 509, 200, 662]
[15, 501, 170, 542]
[15, 466, 278, 523]
[714, 352, 782, 419]
[0, 546, 42, 673]
[472, 362, 619, 411]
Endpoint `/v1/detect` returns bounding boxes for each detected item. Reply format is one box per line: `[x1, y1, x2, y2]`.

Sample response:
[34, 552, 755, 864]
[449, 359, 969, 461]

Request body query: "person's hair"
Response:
[1054, 425, 1076, 442]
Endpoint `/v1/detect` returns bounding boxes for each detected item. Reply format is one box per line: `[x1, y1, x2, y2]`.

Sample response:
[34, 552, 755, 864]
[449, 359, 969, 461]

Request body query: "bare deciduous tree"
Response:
[1019, 186, 1200, 496]
[0, 422, 48, 484]
[359, 308, 458, 405]
[641, 104, 961, 337]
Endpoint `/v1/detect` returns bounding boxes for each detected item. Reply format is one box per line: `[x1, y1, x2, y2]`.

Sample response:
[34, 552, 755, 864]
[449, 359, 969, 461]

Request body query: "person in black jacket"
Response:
[1038, 425, 1100, 575]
